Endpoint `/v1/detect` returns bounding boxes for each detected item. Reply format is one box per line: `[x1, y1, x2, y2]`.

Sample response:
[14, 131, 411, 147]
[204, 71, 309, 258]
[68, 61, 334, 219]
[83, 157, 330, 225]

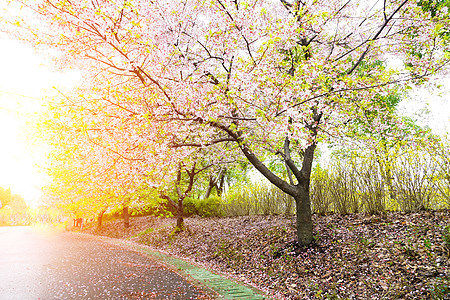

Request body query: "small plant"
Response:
[169, 223, 186, 237]
[429, 282, 450, 300]
[359, 237, 375, 248]
[130, 227, 154, 240]
[423, 238, 432, 250]
[141, 227, 154, 235]
[313, 232, 321, 242]
[401, 240, 417, 258]
[442, 225, 450, 248]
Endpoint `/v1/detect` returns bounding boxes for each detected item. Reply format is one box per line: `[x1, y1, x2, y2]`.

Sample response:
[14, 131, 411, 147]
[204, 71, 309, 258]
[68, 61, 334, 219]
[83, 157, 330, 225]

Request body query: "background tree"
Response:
[39, 74, 238, 230]
[0, 187, 12, 208]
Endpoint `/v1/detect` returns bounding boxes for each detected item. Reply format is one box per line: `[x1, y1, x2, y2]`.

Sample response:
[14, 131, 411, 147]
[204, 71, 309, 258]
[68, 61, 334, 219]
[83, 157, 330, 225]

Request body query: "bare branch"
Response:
[334, 0, 409, 72]
[171, 137, 237, 148]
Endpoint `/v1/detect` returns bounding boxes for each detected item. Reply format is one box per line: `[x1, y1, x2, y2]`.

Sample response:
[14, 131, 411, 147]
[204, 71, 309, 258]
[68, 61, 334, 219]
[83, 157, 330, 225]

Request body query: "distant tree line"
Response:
[0, 187, 28, 226]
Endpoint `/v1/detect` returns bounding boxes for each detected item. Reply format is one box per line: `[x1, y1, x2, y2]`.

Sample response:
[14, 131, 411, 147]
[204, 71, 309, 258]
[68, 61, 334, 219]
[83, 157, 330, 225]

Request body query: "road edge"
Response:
[74, 232, 274, 300]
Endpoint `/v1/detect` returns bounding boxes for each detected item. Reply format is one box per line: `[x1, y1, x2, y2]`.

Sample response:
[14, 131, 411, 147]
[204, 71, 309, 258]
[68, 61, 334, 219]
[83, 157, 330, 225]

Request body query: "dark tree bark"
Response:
[123, 205, 130, 228]
[204, 177, 215, 199]
[209, 109, 321, 246]
[204, 168, 226, 199]
[295, 168, 314, 246]
[160, 162, 203, 231]
[97, 209, 106, 228]
[176, 197, 184, 230]
[217, 171, 225, 197]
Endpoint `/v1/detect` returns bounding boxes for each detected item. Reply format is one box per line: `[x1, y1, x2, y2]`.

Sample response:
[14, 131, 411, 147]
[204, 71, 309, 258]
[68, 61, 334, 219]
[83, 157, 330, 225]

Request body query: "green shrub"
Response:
[442, 225, 450, 249]
[311, 166, 332, 215]
[183, 196, 223, 217]
[220, 181, 294, 216]
[183, 197, 197, 216]
[393, 154, 437, 211]
[222, 183, 256, 216]
[130, 205, 158, 217]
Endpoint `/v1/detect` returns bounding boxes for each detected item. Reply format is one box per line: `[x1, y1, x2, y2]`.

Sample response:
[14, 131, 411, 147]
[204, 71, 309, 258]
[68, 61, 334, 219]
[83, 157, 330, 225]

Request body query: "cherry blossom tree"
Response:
[9, 0, 450, 245]
[39, 99, 141, 227]
[41, 78, 236, 229]
[157, 148, 232, 230]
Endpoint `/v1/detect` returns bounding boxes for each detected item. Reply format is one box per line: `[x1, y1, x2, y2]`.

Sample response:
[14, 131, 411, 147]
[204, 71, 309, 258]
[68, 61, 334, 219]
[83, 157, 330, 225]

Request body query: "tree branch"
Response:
[170, 137, 237, 148]
[207, 120, 298, 196]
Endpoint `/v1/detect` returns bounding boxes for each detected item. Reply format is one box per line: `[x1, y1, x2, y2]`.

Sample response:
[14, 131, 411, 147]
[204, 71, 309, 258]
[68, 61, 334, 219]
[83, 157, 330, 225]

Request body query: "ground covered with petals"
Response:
[85, 211, 450, 299]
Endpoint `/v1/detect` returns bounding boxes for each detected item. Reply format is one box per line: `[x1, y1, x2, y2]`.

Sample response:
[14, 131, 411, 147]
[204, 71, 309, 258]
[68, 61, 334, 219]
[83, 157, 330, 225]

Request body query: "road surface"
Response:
[0, 226, 211, 299]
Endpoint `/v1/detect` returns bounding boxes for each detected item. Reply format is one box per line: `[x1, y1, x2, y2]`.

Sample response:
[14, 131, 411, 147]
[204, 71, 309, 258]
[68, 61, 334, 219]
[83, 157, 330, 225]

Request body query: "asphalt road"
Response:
[0, 226, 210, 300]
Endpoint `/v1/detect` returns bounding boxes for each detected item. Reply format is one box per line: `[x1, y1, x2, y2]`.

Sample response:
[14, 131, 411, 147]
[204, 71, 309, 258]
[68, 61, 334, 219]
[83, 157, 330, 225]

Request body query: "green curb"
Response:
[89, 234, 270, 299]
[136, 246, 267, 300]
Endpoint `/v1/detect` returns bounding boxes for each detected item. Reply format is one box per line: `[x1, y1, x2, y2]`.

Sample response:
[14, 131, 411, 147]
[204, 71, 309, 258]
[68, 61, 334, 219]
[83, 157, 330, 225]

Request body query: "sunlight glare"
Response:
[0, 38, 80, 207]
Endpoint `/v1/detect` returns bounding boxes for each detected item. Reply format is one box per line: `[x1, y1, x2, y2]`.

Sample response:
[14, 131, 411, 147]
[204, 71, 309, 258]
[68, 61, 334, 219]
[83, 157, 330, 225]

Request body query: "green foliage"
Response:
[429, 282, 450, 300]
[130, 205, 158, 217]
[348, 90, 404, 140]
[394, 154, 436, 211]
[418, 0, 450, 18]
[222, 181, 295, 216]
[222, 182, 257, 216]
[310, 141, 449, 215]
[95, 135, 449, 221]
[222, 160, 252, 188]
[179, 180, 297, 218]
[0, 206, 31, 226]
[8, 195, 27, 211]
[418, 0, 450, 66]
[328, 158, 360, 215]
[442, 225, 450, 248]
[183, 196, 223, 217]
[132, 227, 154, 239]
[0, 187, 28, 226]
[431, 136, 450, 207]
[102, 209, 122, 222]
[355, 60, 385, 77]
[311, 165, 332, 215]
[0, 187, 12, 208]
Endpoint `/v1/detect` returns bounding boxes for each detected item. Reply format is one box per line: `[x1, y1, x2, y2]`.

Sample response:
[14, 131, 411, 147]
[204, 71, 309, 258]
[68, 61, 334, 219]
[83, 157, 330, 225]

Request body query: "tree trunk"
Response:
[216, 170, 225, 197]
[176, 198, 184, 230]
[234, 140, 316, 246]
[123, 206, 130, 228]
[176, 214, 184, 230]
[159, 193, 184, 231]
[204, 177, 214, 199]
[205, 168, 226, 199]
[97, 209, 106, 228]
[295, 186, 313, 246]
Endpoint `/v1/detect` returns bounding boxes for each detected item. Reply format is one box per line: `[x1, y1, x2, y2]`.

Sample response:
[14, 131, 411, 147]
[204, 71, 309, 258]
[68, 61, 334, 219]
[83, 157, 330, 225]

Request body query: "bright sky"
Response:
[0, 38, 79, 207]
[399, 79, 450, 135]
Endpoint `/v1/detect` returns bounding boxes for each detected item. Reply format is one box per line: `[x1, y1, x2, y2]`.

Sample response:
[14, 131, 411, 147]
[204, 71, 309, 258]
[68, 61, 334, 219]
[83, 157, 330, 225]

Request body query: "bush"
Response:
[328, 158, 360, 215]
[130, 205, 159, 217]
[221, 183, 257, 216]
[257, 183, 295, 215]
[393, 154, 437, 211]
[311, 166, 332, 215]
[220, 181, 295, 216]
[355, 159, 387, 214]
[309, 144, 450, 215]
[0, 206, 32, 226]
[183, 196, 223, 217]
